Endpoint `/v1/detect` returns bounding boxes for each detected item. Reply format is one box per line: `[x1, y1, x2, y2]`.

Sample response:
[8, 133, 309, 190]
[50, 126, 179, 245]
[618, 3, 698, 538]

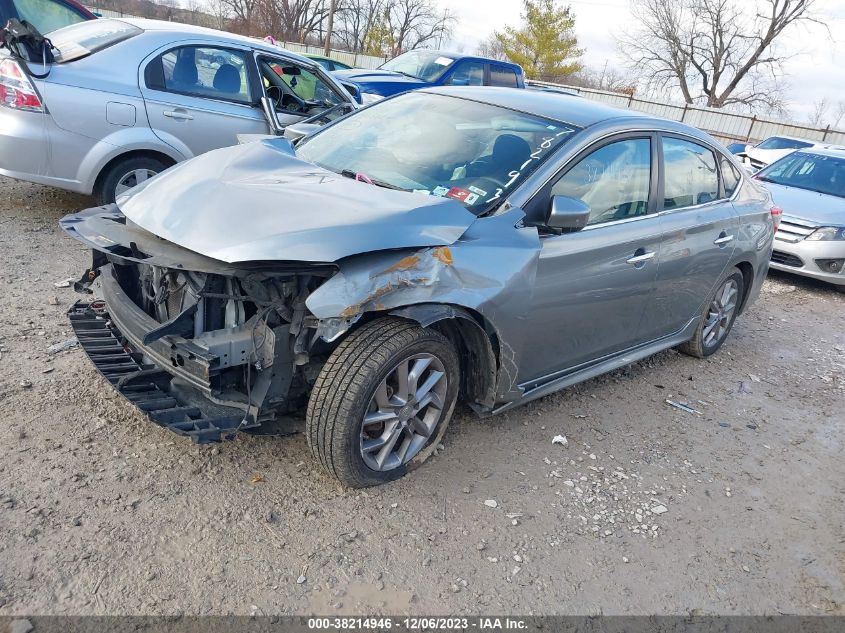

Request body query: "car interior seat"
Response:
[171, 56, 198, 89]
[213, 64, 241, 94]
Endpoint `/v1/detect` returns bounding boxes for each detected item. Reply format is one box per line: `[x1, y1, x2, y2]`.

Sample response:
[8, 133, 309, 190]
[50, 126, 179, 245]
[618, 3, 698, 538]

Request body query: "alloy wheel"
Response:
[360, 353, 448, 472]
[115, 168, 157, 198]
[702, 278, 739, 348]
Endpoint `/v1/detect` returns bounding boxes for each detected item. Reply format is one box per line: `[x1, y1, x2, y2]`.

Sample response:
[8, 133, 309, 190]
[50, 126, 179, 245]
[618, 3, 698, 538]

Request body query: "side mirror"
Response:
[547, 195, 591, 232]
[260, 96, 283, 135]
[280, 66, 301, 76]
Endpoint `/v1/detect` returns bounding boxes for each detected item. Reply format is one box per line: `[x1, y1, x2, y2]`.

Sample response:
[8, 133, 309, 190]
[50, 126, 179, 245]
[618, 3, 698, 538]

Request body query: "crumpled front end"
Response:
[61, 207, 338, 442]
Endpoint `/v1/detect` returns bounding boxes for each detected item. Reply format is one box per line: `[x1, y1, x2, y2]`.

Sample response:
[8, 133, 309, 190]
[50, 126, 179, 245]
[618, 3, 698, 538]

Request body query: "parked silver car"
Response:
[0, 18, 356, 203]
[757, 147, 845, 291]
[60, 88, 776, 487]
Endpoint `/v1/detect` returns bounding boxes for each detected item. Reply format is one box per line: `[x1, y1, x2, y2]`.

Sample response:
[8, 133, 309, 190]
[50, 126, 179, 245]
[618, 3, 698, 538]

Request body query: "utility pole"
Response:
[324, 0, 336, 57]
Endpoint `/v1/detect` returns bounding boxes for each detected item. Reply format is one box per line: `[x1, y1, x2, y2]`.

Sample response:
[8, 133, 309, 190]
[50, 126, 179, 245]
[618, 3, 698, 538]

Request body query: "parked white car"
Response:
[740, 136, 817, 171]
[0, 18, 357, 203]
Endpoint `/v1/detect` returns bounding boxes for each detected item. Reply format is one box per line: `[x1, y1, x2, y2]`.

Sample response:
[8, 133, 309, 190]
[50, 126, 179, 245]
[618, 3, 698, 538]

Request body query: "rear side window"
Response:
[489, 66, 518, 87]
[50, 19, 141, 62]
[150, 46, 252, 104]
[13, 0, 87, 34]
[663, 137, 720, 209]
[719, 154, 741, 197]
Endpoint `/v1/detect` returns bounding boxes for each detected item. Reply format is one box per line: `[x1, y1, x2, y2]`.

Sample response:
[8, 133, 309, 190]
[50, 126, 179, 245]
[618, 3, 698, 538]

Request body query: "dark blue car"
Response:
[333, 50, 525, 104]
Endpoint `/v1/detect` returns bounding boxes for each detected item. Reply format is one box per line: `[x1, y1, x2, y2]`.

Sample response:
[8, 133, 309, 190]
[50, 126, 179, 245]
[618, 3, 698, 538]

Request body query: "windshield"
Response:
[296, 92, 578, 214]
[380, 51, 455, 82]
[757, 152, 845, 198]
[50, 19, 142, 63]
[756, 137, 814, 151]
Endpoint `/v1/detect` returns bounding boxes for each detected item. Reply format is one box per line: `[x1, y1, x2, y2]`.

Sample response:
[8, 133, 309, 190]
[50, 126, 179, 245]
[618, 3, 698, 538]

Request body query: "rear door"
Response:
[140, 44, 267, 158]
[641, 135, 739, 341]
[518, 134, 663, 384]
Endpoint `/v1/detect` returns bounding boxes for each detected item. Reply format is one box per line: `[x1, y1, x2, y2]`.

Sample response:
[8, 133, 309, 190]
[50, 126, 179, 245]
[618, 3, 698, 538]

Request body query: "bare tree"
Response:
[807, 97, 829, 127]
[476, 34, 507, 61]
[257, 0, 330, 42]
[385, 0, 455, 55]
[335, 0, 386, 52]
[620, 0, 821, 112]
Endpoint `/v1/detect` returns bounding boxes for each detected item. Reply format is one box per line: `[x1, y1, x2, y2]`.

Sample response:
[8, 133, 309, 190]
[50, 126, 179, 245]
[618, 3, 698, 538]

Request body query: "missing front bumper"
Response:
[68, 301, 259, 443]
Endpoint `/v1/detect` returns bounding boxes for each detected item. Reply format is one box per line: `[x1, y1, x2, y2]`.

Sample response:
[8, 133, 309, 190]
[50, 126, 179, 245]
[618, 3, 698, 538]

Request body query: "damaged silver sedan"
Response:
[60, 87, 776, 487]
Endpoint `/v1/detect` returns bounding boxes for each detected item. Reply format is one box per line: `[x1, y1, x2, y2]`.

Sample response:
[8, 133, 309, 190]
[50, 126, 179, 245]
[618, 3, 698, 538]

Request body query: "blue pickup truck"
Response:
[333, 50, 526, 104]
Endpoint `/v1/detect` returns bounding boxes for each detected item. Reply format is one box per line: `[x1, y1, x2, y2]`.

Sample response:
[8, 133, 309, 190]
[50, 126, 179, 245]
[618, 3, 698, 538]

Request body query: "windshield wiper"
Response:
[340, 169, 409, 191]
[394, 70, 421, 80]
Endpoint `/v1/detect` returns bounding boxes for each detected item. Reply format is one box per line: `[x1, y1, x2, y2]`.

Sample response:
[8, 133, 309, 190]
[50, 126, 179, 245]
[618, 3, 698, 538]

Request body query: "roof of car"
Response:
[795, 146, 845, 158]
[397, 50, 523, 72]
[114, 18, 312, 61]
[423, 86, 650, 129]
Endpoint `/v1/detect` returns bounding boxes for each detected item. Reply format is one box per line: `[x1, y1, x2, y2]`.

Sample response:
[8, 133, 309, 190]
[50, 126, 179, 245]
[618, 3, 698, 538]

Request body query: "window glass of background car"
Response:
[13, 0, 87, 34]
[662, 137, 720, 209]
[759, 153, 845, 198]
[161, 47, 251, 103]
[550, 139, 651, 226]
[719, 154, 741, 197]
[489, 66, 519, 87]
[756, 137, 814, 150]
[447, 61, 484, 86]
[265, 61, 344, 107]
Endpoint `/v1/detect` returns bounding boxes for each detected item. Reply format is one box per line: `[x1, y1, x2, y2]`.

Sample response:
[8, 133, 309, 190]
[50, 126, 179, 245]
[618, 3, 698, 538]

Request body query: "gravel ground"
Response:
[0, 176, 843, 616]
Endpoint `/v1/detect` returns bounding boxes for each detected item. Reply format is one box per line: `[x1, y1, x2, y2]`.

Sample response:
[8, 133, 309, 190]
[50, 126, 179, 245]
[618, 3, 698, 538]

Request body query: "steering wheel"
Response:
[266, 85, 284, 107]
[281, 92, 308, 113]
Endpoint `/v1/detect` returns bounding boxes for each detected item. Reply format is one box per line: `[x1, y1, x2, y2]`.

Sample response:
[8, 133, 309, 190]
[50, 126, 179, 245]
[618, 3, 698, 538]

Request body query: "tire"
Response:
[306, 317, 460, 488]
[96, 156, 169, 205]
[677, 267, 745, 358]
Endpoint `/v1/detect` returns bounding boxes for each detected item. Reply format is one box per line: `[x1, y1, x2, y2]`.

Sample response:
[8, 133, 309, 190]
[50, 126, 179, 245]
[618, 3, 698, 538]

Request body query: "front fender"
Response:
[306, 208, 541, 403]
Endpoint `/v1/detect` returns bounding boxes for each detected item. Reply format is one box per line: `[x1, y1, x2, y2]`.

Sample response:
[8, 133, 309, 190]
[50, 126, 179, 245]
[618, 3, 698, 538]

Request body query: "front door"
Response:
[519, 136, 663, 384]
[641, 135, 739, 341]
[140, 44, 267, 158]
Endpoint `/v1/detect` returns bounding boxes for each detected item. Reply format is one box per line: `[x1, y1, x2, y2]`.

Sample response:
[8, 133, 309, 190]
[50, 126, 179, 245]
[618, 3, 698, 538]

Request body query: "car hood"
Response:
[117, 138, 477, 263]
[763, 181, 845, 226]
[332, 68, 427, 92]
[746, 147, 797, 165]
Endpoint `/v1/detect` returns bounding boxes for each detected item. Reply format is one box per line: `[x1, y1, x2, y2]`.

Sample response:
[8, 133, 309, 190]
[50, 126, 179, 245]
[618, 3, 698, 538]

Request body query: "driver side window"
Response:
[550, 138, 651, 226]
[261, 58, 345, 109]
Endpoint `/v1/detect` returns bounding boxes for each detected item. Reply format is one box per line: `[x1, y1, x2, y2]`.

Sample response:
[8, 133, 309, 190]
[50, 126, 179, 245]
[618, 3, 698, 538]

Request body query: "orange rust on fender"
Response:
[432, 246, 453, 265]
[378, 255, 421, 275]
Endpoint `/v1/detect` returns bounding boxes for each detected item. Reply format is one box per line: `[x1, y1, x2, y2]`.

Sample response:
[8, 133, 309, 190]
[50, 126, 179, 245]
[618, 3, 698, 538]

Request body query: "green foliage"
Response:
[495, 0, 583, 81]
[364, 19, 393, 57]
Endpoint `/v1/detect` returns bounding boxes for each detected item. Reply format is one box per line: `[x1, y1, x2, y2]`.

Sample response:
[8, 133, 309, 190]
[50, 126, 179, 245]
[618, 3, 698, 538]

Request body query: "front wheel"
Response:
[677, 268, 745, 358]
[306, 317, 460, 488]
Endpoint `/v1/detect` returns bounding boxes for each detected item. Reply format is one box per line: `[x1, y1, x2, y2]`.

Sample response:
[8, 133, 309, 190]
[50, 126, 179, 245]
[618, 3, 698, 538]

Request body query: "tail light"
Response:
[0, 58, 44, 113]
[770, 206, 783, 230]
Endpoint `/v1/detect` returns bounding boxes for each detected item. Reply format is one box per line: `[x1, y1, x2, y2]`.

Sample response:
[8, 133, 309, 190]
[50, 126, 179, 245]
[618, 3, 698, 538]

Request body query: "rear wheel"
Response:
[677, 268, 745, 358]
[96, 156, 169, 205]
[306, 317, 460, 488]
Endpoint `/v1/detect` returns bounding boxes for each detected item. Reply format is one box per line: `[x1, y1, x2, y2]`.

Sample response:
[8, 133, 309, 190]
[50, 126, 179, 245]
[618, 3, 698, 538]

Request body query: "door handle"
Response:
[163, 109, 193, 121]
[714, 233, 734, 246]
[626, 251, 656, 265]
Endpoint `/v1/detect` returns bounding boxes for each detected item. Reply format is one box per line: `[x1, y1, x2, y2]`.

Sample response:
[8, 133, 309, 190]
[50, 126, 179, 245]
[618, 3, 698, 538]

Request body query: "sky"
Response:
[442, 0, 845, 124]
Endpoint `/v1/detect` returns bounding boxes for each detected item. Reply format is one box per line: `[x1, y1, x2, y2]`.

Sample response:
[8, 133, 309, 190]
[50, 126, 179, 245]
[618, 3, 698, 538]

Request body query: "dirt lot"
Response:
[0, 175, 843, 616]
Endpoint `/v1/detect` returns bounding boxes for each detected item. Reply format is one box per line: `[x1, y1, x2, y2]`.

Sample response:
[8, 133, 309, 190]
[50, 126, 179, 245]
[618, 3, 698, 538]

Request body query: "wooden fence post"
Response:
[746, 116, 756, 142]
[822, 125, 831, 142]
[681, 103, 688, 122]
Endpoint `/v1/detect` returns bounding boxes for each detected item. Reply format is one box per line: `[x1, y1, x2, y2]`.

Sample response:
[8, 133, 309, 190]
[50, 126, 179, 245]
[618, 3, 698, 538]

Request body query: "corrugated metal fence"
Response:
[529, 80, 845, 147]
